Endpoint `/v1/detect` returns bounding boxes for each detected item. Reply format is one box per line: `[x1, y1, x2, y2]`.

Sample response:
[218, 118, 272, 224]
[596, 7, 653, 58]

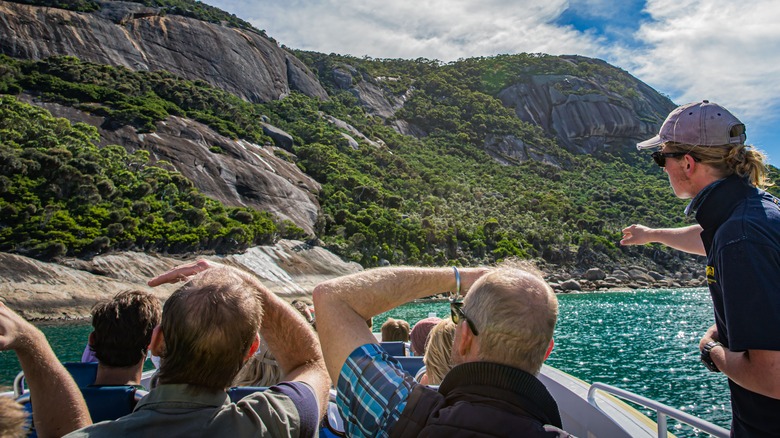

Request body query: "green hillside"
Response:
[1, 50, 776, 271]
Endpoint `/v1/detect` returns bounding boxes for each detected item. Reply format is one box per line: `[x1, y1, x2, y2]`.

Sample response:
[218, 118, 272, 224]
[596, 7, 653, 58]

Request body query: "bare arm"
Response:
[621, 224, 706, 256]
[700, 325, 780, 399]
[239, 270, 330, 418]
[312, 267, 488, 384]
[0, 303, 91, 437]
[149, 260, 330, 417]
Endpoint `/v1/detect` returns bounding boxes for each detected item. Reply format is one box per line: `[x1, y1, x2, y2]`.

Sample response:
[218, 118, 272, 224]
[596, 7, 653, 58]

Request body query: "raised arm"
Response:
[312, 267, 488, 384]
[238, 270, 330, 417]
[620, 224, 706, 256]
[0, 303, 91, 437]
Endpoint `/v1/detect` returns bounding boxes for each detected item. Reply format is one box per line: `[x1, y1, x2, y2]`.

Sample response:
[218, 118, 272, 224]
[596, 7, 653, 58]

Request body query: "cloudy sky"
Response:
[208, 0, 780, 164]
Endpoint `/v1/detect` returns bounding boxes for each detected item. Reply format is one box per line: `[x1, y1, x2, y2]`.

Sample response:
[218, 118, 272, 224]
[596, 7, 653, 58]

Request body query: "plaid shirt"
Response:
[336, 343, 418, 438]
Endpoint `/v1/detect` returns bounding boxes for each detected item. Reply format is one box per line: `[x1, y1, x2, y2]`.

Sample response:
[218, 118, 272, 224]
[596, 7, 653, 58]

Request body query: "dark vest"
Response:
[389, 362, 570, 438]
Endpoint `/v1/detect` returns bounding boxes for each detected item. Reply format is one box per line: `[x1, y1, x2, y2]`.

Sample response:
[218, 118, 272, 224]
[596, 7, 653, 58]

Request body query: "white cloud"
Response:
[228, 0, 606, 61]
[625, 0, 780, 123]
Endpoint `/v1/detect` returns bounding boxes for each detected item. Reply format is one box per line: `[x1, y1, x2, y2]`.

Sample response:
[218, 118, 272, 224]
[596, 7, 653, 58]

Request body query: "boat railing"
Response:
[587, 382, 729, 438]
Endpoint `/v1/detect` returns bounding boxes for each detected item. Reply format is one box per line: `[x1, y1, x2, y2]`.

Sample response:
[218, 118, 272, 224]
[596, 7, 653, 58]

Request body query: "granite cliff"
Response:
[314, 56, 675, 164]
[0, 0, 327, 103]
[16, 93, 322, 235]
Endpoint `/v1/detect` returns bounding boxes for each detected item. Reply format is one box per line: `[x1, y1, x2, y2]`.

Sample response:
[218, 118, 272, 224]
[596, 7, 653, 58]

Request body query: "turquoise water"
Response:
[377, 288, 732, 436]
[2, 288, 731, 435]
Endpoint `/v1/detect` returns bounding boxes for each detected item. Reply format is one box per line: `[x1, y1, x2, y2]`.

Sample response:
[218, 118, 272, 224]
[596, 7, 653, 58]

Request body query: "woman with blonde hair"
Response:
[232, 339, 282, 387]
[418, 319, 456, 386]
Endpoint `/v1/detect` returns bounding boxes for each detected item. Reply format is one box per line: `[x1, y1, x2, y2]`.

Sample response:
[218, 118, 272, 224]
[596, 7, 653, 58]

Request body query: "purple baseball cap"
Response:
[637, 100, 746, 150]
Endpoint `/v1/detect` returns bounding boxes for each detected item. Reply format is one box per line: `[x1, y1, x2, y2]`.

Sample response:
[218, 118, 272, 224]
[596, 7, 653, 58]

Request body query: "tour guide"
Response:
[622, 100, 780, 436]
[313, 264, 572, 437]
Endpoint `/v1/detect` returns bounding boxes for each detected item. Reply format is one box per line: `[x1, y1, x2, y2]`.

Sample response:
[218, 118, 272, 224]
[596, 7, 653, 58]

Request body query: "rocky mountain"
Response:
[0, 0, 327, 103]
[15, 93, 322, 235]
[315, 55, 675, 164]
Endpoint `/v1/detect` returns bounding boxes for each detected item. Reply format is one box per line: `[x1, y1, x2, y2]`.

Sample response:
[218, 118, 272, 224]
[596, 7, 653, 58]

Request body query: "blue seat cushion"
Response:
[392, 356, 425, 376]
[379, 342, 406, 356]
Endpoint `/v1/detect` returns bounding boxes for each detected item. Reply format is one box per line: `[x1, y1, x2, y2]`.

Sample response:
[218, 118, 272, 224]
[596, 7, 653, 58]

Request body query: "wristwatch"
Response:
[701, 341, 722, 372]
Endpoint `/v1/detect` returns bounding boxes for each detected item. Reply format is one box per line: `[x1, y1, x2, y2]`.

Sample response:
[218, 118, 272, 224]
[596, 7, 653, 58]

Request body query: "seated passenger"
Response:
[418, 319, 456, 385]
[0, 303, 91, 436]
[380, 317, 410, 343]
[313, 264, 571, 437]
[409, 316, 441, 356]
[65, 260, 330, 438]
[88, 290, 161, 386]
[232, 338, 282, 387]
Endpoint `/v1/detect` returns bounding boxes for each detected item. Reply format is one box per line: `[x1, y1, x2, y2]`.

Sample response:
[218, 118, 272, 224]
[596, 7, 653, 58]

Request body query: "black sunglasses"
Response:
[651, 151, 699, 168]
[450, 301, 479, 336]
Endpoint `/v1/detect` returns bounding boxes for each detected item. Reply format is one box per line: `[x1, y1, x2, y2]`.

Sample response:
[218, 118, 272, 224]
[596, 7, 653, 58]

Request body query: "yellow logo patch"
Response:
[706, 265, 716, 284]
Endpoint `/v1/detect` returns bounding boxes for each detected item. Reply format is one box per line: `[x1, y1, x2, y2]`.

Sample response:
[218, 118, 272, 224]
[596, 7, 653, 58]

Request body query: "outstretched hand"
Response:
[620, 224, 653, 246]
[0, 302, 36, 352]
[148, 259, 212, 287]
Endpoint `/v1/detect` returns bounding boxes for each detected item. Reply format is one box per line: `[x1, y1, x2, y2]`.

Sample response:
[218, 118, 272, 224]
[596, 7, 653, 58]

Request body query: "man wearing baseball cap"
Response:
[621, 100, 780, 436]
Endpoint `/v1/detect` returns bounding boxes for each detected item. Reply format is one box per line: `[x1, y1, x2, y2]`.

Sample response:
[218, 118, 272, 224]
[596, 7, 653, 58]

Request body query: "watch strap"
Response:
[701, 341, 722, 373]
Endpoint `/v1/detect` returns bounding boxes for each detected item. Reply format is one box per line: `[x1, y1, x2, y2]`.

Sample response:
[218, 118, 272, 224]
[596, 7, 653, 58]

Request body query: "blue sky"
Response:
[208, 0, 780, 165]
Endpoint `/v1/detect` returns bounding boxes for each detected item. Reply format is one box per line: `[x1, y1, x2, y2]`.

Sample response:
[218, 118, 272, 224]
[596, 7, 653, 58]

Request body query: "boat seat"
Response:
[81, 386, 144, 423]
[226, 386, 269, 402]
[379, 341, 407, 356]
[16, 361, 144, 436]
[321, 400, 346, 437]
[392, 356, 425, 376]
[14, 362, 98, 398]
[17, 385, 144, 436]
[63, 362, 99, 387]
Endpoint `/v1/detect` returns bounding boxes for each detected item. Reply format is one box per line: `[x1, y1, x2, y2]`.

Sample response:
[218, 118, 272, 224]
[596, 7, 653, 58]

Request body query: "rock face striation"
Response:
[0, 0, 327, 103]
[18, 94, 322, 235]
[0, 240, 362, 320]
[495, 56, 676, 157]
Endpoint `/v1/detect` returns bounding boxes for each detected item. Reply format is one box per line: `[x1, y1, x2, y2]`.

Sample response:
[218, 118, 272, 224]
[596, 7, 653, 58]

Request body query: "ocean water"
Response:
[1, 288, 731, 436]
[377, 287, 733, 436]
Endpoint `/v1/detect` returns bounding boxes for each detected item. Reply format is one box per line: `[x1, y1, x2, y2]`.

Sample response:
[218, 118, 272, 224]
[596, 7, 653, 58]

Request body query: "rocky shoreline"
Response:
[546, 265, 707, 294]
[0, 242, 707, 321]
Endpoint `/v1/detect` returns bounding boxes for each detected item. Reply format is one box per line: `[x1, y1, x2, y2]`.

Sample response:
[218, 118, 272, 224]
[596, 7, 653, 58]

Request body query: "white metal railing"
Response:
[587, 382, 729, 438]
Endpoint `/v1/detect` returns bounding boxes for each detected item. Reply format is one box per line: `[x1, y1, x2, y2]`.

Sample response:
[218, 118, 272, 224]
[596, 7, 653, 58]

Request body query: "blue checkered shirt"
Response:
[336, 343, 418, 438]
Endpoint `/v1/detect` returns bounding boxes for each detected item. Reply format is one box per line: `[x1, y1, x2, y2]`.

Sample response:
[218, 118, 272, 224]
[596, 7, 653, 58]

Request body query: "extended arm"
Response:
[239, 270, 330, 417]
[0, 303, 91, 437]
[620, 224, 705, 256]
[312, 267, 488, 384]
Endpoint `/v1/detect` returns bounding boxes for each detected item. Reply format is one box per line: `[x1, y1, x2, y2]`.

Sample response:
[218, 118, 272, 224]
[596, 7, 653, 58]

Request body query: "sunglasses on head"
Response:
[450, 300, 479, 336]
[651, 151, 700, 167]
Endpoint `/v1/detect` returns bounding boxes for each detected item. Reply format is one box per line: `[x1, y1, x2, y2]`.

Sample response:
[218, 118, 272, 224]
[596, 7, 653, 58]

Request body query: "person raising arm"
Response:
[0, 303, 91, 437]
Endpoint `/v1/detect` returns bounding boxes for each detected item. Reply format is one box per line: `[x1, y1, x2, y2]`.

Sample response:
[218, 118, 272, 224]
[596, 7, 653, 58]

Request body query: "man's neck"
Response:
[94, 361, 144, 386]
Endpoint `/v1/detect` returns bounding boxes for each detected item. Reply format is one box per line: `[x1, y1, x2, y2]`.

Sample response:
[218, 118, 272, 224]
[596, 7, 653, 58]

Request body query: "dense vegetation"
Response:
[1, 49, 776, 270]
[0, 95, 295, 259]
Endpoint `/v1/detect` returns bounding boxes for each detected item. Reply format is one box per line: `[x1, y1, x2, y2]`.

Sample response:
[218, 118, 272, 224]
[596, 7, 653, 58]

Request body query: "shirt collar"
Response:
[134, 384, 230, 411]
[684, 178, 726, 216]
